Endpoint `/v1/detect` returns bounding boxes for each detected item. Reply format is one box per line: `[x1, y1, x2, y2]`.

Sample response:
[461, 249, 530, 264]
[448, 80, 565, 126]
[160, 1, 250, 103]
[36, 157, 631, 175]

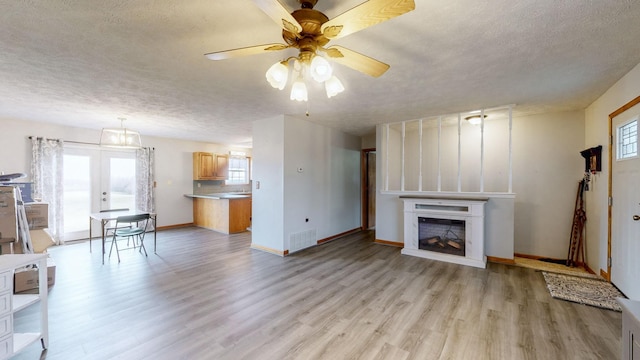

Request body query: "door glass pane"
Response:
[109, 158, 136, 210]
[63, 155, 91, 233]
[617, 119, 638, 160]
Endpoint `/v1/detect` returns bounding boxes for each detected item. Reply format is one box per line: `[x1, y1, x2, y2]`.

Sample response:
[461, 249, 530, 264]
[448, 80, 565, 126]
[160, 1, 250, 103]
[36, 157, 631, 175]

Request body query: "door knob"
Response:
[634, 215, 640, 221]
[102, 192, 107, 195]
[102, 198, 107, 202]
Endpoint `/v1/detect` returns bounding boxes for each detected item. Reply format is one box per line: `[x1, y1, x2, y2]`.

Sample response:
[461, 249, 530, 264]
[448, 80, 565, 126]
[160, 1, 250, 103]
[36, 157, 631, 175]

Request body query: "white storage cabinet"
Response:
[0, 254, 48, 359]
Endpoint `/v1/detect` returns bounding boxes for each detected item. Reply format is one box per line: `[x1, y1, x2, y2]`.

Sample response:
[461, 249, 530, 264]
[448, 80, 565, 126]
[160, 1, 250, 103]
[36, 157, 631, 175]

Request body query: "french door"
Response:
[63, 146, 136, 241]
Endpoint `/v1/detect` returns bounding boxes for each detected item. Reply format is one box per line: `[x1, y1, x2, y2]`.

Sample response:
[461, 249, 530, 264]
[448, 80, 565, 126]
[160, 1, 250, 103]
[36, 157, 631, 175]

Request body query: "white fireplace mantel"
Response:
[401, 197, 488, 268]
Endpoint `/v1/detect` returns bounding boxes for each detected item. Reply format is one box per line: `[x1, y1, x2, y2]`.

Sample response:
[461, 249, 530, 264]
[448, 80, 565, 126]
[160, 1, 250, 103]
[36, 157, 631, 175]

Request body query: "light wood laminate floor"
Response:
[12, 228, 621, 360]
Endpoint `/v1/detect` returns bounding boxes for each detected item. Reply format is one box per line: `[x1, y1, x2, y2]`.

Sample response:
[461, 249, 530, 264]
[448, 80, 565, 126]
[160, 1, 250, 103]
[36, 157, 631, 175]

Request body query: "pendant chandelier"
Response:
[99, 117, 142, 149]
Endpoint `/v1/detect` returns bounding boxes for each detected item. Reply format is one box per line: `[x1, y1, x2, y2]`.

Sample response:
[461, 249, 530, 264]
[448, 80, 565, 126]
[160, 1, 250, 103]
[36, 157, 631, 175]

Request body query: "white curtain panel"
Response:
[135, 147, 155, 229]
[30, 137, 64, 244]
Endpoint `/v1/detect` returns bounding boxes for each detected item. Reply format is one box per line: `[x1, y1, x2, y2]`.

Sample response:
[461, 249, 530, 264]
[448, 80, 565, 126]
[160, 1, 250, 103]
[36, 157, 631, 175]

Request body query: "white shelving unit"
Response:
[0, 254, 48, 359]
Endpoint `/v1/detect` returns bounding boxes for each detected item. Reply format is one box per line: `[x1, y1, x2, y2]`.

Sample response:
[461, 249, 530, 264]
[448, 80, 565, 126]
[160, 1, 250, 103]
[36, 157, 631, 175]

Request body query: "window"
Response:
[226, 151, 250, 185]
[617, 118, 638, 160]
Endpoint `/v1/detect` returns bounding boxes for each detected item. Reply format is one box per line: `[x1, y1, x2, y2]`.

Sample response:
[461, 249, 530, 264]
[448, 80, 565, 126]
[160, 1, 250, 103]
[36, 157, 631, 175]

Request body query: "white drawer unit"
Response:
[0, 316, 10, 339]
[0, 271, 11, 294]
[0, 254, 49, 360]
[0, 336, 10, 359]
[619, 298, 640, 360]
[0, 293, 11, 316]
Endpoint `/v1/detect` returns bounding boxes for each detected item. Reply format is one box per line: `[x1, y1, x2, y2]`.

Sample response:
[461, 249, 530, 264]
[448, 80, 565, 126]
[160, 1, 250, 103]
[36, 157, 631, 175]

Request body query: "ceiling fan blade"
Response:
[251, 0, 302, 35]
[325, 45, 390, 78]
[204, 44, 289, 61]
[321, 0, 415, 40]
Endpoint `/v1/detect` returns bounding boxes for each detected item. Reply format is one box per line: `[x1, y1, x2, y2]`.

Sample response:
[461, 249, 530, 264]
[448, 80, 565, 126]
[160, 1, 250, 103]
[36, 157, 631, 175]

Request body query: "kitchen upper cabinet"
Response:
[193, 152, 229, 180]
[214, 154, 229, 179]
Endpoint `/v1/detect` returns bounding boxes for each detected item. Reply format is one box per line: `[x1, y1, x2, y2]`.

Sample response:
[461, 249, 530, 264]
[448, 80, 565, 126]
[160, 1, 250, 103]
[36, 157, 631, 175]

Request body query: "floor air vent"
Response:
[289, 229, 317, 253]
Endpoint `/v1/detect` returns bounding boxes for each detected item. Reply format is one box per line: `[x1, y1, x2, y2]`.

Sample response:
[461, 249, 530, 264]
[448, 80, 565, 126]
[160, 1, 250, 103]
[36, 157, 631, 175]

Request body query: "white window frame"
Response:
[225, 153, 251, 185]
[617, 117, 638, 161]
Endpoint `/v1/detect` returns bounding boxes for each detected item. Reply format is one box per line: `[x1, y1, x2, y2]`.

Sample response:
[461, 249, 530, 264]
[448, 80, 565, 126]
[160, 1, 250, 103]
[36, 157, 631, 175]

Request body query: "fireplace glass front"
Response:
[418, 217, 465, 256]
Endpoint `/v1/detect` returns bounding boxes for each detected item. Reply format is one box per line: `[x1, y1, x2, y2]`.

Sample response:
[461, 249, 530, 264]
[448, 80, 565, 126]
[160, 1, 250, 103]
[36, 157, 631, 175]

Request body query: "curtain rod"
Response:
[28, 136, 154, 150]
[28, 136, 96, 145]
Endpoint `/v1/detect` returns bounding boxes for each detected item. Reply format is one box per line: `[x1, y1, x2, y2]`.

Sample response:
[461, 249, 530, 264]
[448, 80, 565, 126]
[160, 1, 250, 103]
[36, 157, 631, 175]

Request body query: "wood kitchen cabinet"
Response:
[193, 197, 251, 234]
[193, 152, 229, 180]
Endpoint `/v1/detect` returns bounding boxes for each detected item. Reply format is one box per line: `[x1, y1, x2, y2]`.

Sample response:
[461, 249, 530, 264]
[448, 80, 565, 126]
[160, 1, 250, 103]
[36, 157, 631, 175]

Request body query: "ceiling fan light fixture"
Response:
[266, 61, 289, 90]
[325, 75, 344, 98]
[290, 79, 308, 101]
[310, 55, 332, 83]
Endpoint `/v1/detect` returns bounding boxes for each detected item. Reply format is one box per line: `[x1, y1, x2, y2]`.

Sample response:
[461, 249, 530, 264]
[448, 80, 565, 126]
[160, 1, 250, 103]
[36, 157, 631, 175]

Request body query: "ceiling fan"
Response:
[205, 0, 416, 101]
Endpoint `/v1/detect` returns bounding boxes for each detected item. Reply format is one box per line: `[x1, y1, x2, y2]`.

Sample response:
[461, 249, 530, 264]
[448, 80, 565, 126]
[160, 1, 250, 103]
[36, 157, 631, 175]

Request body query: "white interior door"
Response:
[612, 111, 640, 300]
[63, 147, 136, 241]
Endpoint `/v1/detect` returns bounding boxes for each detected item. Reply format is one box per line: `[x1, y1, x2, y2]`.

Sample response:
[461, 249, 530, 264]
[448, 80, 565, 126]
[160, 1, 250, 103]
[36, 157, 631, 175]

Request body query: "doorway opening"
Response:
[361, 148, 376, 230]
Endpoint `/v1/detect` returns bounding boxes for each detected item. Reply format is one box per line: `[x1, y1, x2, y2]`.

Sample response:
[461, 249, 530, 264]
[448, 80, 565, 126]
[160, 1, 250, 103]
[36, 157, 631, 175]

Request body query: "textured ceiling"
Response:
[2, 0, 640, 147]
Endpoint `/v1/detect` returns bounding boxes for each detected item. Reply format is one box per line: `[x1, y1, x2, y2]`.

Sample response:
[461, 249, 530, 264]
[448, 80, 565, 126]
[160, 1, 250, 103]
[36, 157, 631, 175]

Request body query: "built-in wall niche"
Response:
[381, 105, 513, 194]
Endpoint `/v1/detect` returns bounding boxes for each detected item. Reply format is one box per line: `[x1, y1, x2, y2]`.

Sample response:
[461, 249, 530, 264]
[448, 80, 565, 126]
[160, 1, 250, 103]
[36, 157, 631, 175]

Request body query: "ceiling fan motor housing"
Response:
[283, 9, 330, 49]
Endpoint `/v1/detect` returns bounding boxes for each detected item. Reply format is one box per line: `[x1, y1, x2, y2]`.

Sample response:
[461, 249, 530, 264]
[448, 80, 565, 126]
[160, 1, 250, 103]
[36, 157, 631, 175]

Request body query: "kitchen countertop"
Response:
[185, 193, 251, 200]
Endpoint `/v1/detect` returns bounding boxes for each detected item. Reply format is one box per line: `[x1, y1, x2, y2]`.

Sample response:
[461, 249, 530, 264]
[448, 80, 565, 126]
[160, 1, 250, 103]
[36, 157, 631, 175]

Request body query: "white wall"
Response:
[285, 117, 361, 242]
[251, 116, 285, 252]
[585, 62, 640, 274]
[0, 117, 247, 228]
[375, 110, 585, 260]
[511, 111, 585, 257]
[252, 115, 361, 254]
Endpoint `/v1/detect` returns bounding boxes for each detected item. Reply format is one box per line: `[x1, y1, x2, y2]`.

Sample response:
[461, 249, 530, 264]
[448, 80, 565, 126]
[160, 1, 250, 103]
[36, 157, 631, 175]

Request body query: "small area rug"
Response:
[542, 272, 624, 312]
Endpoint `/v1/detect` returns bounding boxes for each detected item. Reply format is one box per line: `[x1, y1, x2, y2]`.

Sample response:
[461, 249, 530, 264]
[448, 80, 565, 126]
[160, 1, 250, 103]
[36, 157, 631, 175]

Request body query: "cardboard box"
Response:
[29, 229, 55, 253]
[24, 202, 49, 230]
[13, 228, 55, 254]
[14, 257, 56, 294]
[0, 182, 33, 203]
[0, 241, 15, 255]
[0, 186, 17, 242]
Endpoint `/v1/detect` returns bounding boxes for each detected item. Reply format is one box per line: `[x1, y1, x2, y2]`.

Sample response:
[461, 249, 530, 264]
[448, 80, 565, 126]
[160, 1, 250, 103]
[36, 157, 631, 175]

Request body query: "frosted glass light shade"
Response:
[468, 117, 482, 125]
[265, 62, 289, 90]
[310, 56, 332, 83]
[100, 128, 142, 148]
[290, 80, 308, 102]
[325, 76, 344, 98]
[465, 115, 487, 126]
